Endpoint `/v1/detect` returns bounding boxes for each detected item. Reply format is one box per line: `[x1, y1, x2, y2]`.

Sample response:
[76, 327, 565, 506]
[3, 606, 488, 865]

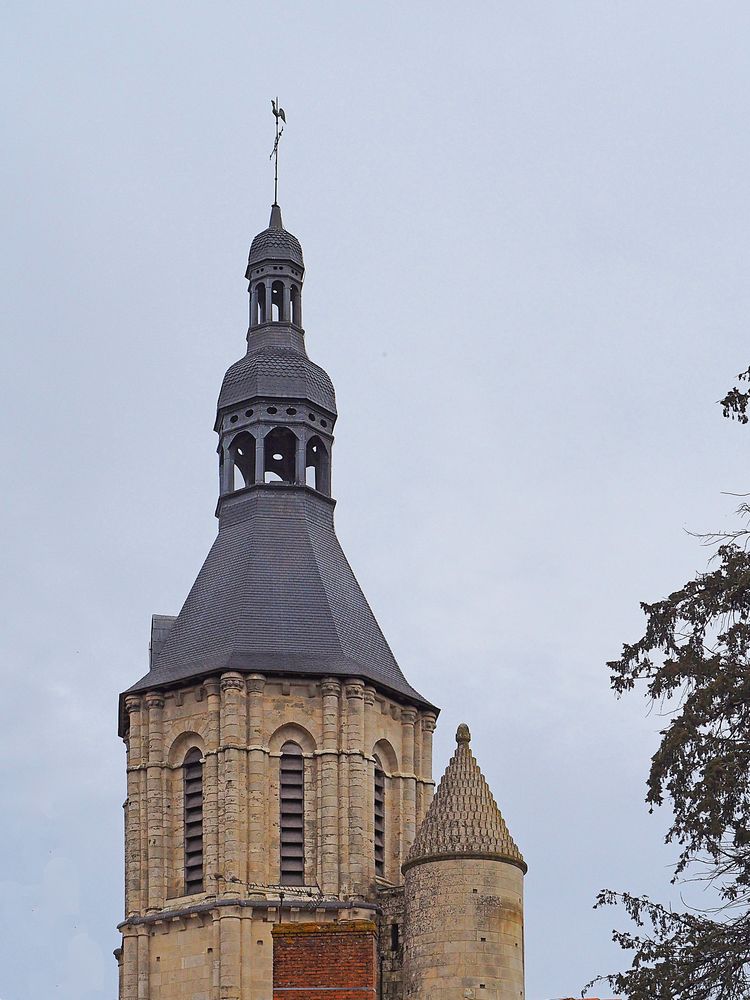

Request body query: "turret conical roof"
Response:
[405, 724, 526, 872]
[247, 203, 304, 269]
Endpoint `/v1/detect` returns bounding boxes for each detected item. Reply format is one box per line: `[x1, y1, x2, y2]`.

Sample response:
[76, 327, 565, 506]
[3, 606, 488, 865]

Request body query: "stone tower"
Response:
[402, 725, 526, 1000]
[116, 199, 525, 1000]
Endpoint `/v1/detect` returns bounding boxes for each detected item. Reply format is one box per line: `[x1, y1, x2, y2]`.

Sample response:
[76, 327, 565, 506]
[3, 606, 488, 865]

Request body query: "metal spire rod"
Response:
[270, 97, 286, 204]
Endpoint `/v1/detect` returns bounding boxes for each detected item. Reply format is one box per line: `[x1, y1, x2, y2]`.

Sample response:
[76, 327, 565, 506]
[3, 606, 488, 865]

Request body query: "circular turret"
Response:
[402, 724, 526, 1000]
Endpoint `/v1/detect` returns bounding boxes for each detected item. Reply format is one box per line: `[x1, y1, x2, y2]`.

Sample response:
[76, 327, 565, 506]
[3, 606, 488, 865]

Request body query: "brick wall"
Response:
[272, 920, 377, 1000]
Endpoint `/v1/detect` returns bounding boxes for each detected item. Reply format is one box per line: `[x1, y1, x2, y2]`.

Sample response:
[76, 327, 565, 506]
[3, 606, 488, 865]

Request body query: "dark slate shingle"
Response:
[124, 487, 434, 712]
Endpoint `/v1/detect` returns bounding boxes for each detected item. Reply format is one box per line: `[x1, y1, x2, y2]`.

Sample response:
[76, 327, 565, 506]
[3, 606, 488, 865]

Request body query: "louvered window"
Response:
[374, 756, 386, 877]
[183, 748, 204, 894]
[279, 742, 305, 885]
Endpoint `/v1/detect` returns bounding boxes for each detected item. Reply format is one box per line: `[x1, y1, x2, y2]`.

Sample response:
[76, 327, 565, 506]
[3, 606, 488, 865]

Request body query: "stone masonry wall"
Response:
[272, 921, 377, 1000]
[120, 673, 435, 998]
[403, 857, 524, 1000]
[377, 885, 405, 1000]
[120, 905, 275, 1000]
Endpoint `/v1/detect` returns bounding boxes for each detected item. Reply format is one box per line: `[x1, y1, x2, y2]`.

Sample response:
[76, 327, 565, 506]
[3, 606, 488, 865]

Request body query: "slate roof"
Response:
[218, 346, 336, 415]
[122, 487, 434, 720]
[247, 203, 304, 269]
[406, 724, 526, 871]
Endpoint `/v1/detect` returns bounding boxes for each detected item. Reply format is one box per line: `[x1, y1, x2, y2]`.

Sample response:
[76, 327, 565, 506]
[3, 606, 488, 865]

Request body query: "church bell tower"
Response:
[117, 199, 441, 1000]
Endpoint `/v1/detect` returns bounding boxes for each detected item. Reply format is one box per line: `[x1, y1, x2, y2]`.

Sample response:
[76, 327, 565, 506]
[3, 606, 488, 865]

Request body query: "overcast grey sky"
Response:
[2, 2, 749, 997]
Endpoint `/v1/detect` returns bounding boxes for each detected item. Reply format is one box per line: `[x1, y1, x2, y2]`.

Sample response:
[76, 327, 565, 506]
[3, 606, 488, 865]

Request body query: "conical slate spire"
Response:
[406, 724, 526, 871]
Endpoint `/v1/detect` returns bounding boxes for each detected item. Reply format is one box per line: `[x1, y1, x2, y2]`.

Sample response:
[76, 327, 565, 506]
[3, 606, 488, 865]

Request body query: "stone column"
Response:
[144, 692, 165, 912]
[400, 707, 418, 854]
[413, 710, 424, 826]
[246, 674, 267, 884]
[363, 686, 376, 759]
[220, 673, 245, 895]
[120, 926, 139, 1000]
[345, 679, 366, 897]
[363, 686, 377, 884]
[320, 678, 341, 895]
[203, 678, 221, 898]
[338, 692, 350, 895]
[124, 696, 142, 917]
[282, 282, 291, 322]
[264, 283, 272, 324]
[136, 925, 149, 1000]
[219, 906, 242, 1000]
[420, 714, 437, 817]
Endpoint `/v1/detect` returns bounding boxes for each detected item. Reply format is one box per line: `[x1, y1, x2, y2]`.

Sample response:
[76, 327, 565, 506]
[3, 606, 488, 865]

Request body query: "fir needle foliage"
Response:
[588, 368, 750, 1000]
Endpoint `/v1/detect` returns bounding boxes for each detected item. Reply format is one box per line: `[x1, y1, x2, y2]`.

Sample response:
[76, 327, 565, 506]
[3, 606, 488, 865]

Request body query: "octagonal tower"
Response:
[116, 203, 438, 1000]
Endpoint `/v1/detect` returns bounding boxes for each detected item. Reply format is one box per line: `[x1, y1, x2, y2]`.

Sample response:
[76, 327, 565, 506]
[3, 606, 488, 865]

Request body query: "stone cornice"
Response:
[118, 897, 378, 930]
[402, 851, 528, 875]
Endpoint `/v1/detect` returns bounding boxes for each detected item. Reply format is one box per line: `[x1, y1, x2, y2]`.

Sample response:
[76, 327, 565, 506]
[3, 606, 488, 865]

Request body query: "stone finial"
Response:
[456, 722, 471, 745]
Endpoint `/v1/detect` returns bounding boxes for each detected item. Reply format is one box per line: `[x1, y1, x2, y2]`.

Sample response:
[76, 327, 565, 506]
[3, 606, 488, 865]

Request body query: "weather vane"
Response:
[270, 97, 286, 205]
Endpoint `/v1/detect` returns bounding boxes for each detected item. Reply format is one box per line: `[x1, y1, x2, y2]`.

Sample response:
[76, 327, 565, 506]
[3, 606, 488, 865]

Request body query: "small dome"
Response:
[247, 203, 304, 270]
[218, 345, 336, 415]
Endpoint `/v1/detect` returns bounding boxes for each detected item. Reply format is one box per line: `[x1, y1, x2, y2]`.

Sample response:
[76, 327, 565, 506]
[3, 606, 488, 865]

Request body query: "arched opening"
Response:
[305, 436, 330, 494]
[374, 754, 385, 878]
[290, 284, 300, 325]
[271, 280, 284, 322]
[183, 748, 204, 894]
[264, 427, 297, 484]
[229, 431, 256, 490]
[279, 741, 305, 884]
[255, 282, 267, 324]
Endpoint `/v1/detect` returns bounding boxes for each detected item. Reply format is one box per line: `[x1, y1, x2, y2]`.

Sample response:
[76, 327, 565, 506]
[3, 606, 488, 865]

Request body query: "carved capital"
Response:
[246, 673, 266, 695]
[321, 677, 341, 699]
[363, 686, 377, 708]
[144, 692, 165, 712]
[421, 713, 438, 734]
[345, 679, 365, 701]
[400, 706, 418, 726]
[220, 672, 244, 692]
[202, 677, 221, 698]
[124, 695, 142, 716]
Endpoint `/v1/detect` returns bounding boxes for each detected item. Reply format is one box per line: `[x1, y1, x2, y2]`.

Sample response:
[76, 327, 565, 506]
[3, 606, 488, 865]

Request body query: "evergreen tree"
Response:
[590, 369, 750, 999]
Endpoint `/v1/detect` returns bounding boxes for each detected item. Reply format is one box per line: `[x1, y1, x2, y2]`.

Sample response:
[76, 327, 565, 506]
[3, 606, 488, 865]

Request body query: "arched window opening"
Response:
[280, 741, 304, 884]
[229, 431, 256, 490]
[374, 755, 385, 878]
[290, 284, 300, 325]
[271, 280, 284, 322]
[183, 748, 204, 894]
[255, 282, 267, 324]
[305, 436, 330, 493]
[264, 427, 297, 484]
